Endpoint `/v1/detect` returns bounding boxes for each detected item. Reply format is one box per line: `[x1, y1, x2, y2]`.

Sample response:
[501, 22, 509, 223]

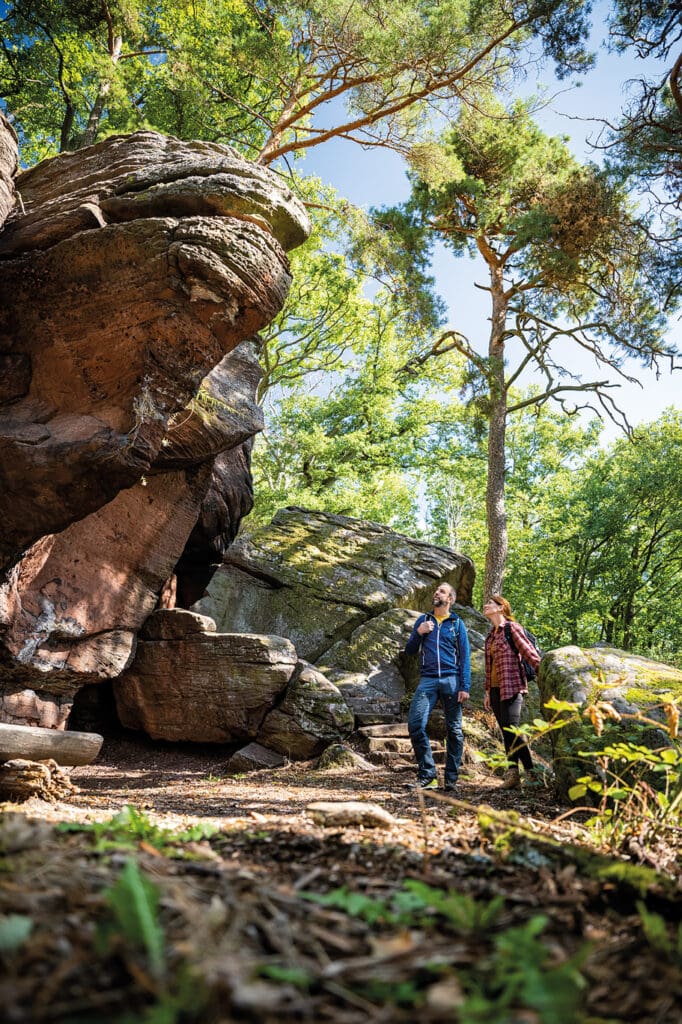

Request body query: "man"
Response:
[404, 582, 471, 791]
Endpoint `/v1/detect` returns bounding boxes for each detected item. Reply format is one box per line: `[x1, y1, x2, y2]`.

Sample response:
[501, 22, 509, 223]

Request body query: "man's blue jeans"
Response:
[407, 674, 463, 786]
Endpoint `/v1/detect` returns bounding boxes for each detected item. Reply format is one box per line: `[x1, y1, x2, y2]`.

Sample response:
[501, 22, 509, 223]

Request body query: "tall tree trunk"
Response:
[80, 36, 122, 149]
[484, 264, 508, 600]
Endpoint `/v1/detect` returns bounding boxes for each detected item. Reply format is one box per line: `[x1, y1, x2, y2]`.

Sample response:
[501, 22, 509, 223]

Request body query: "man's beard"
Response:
[433, 597, 445, 606]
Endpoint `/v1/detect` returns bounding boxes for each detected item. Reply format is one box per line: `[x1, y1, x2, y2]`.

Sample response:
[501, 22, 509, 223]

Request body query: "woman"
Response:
[483, 595, 541, 790]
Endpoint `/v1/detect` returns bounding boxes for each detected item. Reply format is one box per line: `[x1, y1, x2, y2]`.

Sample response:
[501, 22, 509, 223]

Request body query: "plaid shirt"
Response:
[484, 621, 541, 701]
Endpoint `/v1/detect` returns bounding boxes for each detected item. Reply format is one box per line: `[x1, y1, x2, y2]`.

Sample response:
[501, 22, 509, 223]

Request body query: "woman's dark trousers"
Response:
[489, 690, 533, 770]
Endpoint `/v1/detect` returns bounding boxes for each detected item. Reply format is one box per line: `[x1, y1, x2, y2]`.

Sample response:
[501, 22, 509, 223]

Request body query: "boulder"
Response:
[319, 608, 418, 701]
[194, 507, 476, 661]
[140, 608, 217, 641]
[0, 131, 309, 724]
[0, 132, 308, 573]
[256, 661, 355, 759]
[114, 632, 297, 742]
[0, 112, 17, 230]
[538, 645, 682, 797]
[224, 742, 286, 773]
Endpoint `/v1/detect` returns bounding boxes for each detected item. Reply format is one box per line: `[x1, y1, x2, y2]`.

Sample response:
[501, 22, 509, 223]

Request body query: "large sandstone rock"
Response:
[538, 646, 682, 797]
[115, 628, 298, 742]
[319, 603, 490, 712]
[194, 507, 476, 661]
[0, 112, 17, 231]
[0, 131, 309, 724]
[0, 132, 308, 573]
[256, 661, 355, 759]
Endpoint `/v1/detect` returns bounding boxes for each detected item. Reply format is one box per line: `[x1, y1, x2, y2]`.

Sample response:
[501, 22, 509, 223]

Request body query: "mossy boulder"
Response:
[256, 661, 354, 759]
[538, 646, 682, 797]
[317, 607, 418, 706]
[194, 507, 475, 661]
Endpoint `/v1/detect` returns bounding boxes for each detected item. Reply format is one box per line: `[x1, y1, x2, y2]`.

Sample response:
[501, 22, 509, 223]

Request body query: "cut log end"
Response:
[0, 758, 78, 803]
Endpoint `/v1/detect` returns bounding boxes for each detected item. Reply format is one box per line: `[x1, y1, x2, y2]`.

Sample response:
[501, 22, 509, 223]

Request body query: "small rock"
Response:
[306, 800, 396, 829]
[314, 744, 376, 771]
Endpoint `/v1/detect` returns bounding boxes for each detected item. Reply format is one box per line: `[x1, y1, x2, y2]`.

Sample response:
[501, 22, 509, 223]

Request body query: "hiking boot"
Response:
[499, 767, 520, 790]
[407, 777, 438, 790]
[442, 783, 457, 794]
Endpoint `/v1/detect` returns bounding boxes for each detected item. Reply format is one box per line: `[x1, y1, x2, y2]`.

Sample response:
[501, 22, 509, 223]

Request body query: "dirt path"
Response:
[3, 735, 682, 1024]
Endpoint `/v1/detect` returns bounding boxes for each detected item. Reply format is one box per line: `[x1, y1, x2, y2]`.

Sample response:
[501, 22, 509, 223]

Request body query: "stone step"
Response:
[346, 698, 402, 726]
[363, 736, 418, 754]
[354, 710, 402, 726]
[366, 748, 445, 766]
[357, 720, 446, 741]
[358, 723, 409, 738]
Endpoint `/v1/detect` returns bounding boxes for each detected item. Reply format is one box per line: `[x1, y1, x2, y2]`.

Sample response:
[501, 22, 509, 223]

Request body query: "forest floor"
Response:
[2, 733, 682, 1023]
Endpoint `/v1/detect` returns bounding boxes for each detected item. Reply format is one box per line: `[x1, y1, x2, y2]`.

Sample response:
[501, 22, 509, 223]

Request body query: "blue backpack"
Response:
[503, 622, 542, 681]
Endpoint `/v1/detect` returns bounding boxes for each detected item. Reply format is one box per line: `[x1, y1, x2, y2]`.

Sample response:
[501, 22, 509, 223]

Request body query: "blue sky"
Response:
[296, 8, 680, 442]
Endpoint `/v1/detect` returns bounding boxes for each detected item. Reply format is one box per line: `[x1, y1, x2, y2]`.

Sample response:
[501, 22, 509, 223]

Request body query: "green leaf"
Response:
[104, 860, 166, 978]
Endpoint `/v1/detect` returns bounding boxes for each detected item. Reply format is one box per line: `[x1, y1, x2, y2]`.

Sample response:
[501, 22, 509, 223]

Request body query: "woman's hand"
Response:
[483, 692, 491, 711]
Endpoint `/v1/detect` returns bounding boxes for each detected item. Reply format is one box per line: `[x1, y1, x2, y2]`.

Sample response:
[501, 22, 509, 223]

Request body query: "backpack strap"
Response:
[504, 621, 526, 680]
[503, 621, 519, 655]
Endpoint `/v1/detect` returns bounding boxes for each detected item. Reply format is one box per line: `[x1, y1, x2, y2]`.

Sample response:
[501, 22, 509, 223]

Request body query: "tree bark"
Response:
[484, 263, 509, 599]
[80, 35, 122, 149]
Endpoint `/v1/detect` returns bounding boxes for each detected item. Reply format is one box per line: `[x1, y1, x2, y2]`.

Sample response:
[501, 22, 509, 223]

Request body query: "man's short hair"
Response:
[442, 583, 457, 602]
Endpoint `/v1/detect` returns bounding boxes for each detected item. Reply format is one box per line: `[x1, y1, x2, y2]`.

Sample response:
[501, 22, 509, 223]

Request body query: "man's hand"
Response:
[458, 691, 469, 703]
[417, 620, 434, 635]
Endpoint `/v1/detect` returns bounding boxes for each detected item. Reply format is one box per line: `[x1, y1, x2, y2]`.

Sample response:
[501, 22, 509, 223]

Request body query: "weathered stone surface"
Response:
[0, 131, 308, 258]
[319, 608, 418, 700]
[155, 341, 264, 471]
[0, 130, 309, 723]
[0, 466, 212, 692]
[306, 801, 396, 829]
[195, 507, 475, 661]
[140, 609, 217, 641]
[0, 758, 77, 803]
[114, 633, 297, 742]
[0, 688, 73, 729]
[538, 646, 682, 796]
[314, 744, 377, 771]
[0, 132, 308, 573]
[0, 112, 17, 230]
[225, 742, 285, 773]
[174, 442, 257, 608]
[257, 661, 354, 759]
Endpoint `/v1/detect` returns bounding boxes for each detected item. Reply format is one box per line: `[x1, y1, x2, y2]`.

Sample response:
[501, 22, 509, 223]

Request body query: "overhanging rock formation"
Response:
[0, 126, 310, 724]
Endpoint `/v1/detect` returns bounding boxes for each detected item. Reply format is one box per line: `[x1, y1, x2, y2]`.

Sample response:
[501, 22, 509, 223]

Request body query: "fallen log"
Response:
[0, 722, 103, 766]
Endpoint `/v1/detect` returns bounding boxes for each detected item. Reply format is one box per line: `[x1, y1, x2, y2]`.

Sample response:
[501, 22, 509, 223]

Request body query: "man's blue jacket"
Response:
[405, 611, 471, 691]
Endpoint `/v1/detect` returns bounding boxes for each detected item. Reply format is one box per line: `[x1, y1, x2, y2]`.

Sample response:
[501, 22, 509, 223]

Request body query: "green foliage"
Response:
[58, 804, 217, 853]
[1, 0, 594, 164]
[97, 859, 208, 1023]
[257, 964, 313, 990]
[519, 695, 682, 854]
[636, 900, 682, 963]
[460, 916, 587, 1024]
[100, 858, 166, 978]
[302, 882, 587, 1021]
[302, 879, 504, 932]
[507, 409, 682, 655]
